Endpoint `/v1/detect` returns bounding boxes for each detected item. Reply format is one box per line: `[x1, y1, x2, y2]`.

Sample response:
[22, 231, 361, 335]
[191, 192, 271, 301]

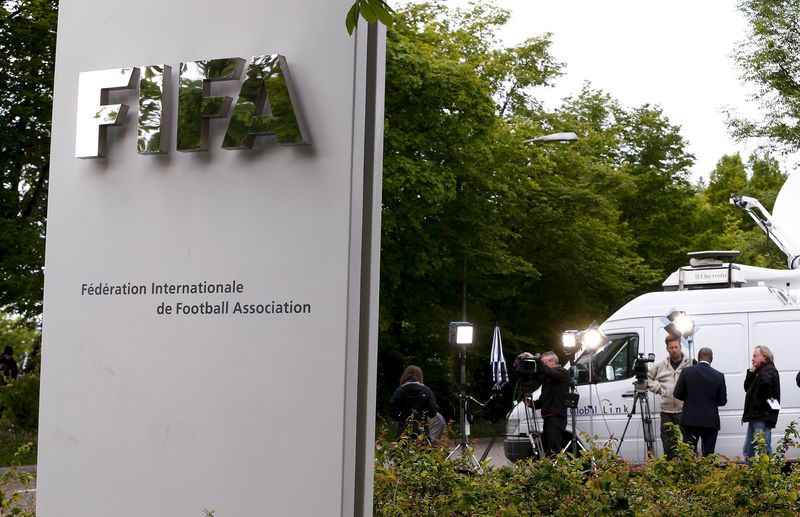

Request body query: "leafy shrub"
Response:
[373, 423, 800, 515]
[0, 442, 36, 516]
[0, 374, 39, 430]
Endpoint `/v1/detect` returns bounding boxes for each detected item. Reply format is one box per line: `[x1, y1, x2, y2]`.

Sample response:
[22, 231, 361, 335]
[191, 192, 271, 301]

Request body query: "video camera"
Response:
[633, 352, 655, 391]
[514, 352, 541, 376]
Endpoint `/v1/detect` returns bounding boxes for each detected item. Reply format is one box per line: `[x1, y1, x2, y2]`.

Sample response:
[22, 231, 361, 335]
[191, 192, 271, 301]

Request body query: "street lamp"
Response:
[524, 132, 580, 144]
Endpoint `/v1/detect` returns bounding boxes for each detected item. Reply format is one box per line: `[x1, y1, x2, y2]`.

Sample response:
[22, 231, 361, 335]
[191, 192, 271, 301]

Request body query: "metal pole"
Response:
[460, 350, 467, 442]
[461, 256, 467, 321]
[589, 352, 594, 439]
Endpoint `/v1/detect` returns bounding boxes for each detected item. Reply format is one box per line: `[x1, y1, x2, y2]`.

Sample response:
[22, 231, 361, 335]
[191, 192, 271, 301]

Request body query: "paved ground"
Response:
[455, 436, 511, 468]
[0, 465, 36, 512]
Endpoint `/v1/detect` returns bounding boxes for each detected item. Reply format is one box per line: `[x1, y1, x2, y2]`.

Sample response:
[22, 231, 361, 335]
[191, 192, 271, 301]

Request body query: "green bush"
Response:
[0, 374, 39, 430]
[373, 423, 800, 515]
[0, 427, 36, 466]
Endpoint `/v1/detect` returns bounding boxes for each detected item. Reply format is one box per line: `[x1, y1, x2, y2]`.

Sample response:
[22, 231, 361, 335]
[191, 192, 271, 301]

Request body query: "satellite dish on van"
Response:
[773, 173, 800, 248]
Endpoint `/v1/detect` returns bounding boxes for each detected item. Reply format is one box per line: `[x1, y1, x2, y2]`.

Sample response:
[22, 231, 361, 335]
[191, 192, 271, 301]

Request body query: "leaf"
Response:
[367, 0, 395, 26]
[345, 1, 360, 35]
[358, 0, 378, 24]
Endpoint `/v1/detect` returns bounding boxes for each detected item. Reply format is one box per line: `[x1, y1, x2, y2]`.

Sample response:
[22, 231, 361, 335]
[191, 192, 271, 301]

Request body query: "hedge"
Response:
[374, 423, 800, 515]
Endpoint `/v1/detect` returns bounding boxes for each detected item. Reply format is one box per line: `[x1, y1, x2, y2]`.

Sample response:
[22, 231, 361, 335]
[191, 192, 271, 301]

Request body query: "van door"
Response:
[652, 312, 748, 459]
[749, 308, 800, 459]
[572, 322, 651, 461]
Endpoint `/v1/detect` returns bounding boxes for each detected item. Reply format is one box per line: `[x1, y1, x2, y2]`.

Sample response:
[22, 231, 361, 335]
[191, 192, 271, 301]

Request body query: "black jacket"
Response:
[0, 354, 17, 382]
[389, 382, 438, 436]
[743, 362, 780, 428]
[534, 362, 570, 418]
[674, 362, 727, 429]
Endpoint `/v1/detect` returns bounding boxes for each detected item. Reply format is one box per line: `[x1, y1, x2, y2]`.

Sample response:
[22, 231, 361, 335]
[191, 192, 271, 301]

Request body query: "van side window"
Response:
[571, 333, 639, 385]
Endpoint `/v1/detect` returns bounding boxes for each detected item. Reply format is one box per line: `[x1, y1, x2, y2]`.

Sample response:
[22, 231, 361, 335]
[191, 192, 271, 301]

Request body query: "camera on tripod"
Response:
[514, 352, 541, 376]
[633, 352, 655, 391]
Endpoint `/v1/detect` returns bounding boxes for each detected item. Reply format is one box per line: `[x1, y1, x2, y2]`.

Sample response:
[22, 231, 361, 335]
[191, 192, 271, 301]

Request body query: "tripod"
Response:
[514, 376, 545, 460]
[616, 379, 656, 457]
[446, 349, 483, 473]
[562, 382, 582, 456]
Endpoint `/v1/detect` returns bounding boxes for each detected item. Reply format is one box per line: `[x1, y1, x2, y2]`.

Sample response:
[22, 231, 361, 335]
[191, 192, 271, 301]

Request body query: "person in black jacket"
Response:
[674, 347, 727, 456]
[532, 351, 570, 456]
[389, 365, 440, 441]
[0, 346, 18, 383]
[742, 345, 780, 459]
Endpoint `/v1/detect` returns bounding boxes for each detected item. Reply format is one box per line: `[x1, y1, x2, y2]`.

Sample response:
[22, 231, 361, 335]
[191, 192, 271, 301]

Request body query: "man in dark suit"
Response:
[673, 347, 727, 456]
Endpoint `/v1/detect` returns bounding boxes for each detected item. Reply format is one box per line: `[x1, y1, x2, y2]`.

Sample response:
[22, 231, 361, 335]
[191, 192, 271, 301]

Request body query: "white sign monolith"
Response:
[38, 1, 384, 515]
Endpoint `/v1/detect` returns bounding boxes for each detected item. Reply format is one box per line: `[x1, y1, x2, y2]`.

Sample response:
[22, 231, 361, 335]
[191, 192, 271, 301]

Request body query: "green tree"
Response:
[729, 0, 800, 150]
[701, 152, 789, 268]
[746, 152, 787, 210]
[379, 2, 557, 407]
[0, 0, 57, 319]
[378, 2, 703, 419]
[705, 153, 748, 207]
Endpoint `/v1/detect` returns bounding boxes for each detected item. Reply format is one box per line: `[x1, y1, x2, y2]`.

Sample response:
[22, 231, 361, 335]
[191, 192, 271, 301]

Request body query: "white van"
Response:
[504, 260, 800, 462]
[505, 173, 800, 462]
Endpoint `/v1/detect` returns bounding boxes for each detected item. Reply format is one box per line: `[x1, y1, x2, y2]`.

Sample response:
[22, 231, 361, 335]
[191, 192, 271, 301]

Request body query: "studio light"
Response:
[449, 321, 475, 348]
[446, 320, 482, 472]
[580, 326, 608, 352]
[664, 309, 695, 339]
[562, 330, 579, 351]
[561, 324, 608, 353]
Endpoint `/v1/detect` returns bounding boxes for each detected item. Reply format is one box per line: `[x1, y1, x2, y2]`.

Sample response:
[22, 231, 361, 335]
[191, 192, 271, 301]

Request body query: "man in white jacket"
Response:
[647, 336, 692, 459]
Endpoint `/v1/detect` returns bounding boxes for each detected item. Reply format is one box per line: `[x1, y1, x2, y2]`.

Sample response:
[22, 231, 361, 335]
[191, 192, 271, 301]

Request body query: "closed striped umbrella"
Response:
[490, 325, 509, 391]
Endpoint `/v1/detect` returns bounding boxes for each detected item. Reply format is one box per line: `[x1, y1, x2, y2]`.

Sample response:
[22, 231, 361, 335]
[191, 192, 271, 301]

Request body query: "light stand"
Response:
[565, 379, 580, 457]
[579, 325, 607, 441]
[561, 331, 581, 457]
[445, 322, 482, 473]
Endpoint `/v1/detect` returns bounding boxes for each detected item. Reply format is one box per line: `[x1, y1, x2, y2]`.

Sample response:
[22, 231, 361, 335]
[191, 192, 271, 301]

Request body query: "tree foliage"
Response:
[701, 152, 790, 268]
[0, 0, 790, 428]
[0, 0, 57, 319]
[376, 1, 730, 419]
[729, 0, 800, 151]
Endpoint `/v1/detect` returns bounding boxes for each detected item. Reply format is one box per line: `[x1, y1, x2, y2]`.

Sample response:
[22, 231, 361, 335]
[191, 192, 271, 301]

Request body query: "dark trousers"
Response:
[660, 412, 682, 459]
[682, 425, 718, 456]
[542, 414, 567, 456]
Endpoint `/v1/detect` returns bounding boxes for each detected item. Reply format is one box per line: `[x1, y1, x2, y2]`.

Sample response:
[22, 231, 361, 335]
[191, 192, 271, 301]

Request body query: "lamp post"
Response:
[524, 132, 579, 144]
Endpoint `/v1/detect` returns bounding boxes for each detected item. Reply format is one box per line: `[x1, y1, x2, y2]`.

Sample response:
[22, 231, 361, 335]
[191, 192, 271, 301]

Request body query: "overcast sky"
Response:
[408, 0, 797, 181]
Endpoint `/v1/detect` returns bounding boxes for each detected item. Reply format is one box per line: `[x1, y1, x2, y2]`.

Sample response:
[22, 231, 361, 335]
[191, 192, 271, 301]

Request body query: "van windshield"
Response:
[571, 333, 639, 385]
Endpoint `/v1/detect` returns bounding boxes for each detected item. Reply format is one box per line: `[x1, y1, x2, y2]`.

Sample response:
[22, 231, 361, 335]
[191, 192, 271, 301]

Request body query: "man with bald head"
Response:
[674, 347, 727, 456]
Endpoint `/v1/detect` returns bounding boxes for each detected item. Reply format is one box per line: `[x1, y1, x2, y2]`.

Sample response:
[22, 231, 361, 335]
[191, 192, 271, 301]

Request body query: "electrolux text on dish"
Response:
[80, 280, 245, 296]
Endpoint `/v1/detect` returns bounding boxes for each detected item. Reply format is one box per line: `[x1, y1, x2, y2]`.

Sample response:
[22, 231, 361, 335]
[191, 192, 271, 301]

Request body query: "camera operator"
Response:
[521, 351, 570, 456]
[647, 336, 691, 459]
